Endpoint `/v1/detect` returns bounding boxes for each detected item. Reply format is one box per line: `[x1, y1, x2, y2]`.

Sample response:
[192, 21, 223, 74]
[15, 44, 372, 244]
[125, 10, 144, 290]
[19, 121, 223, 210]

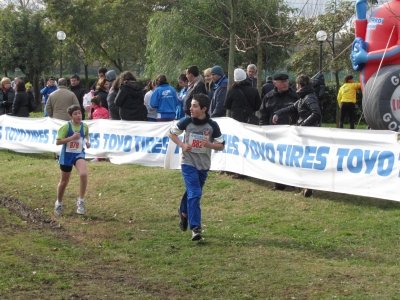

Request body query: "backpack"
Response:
[27, 92, 36, 112]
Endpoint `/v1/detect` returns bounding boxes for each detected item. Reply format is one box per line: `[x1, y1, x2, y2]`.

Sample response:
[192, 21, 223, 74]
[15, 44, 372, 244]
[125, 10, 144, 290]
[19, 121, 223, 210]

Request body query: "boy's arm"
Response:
[201, 137, 224, 151]
[84, 135, 91, 149]
[169, 133, 192, 152]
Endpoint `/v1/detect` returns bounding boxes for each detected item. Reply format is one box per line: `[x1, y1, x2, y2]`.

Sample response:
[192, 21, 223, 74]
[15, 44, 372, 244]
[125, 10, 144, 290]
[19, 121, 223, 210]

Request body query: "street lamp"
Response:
[56, 31, 66, 78]
[316, 30, 327, 75]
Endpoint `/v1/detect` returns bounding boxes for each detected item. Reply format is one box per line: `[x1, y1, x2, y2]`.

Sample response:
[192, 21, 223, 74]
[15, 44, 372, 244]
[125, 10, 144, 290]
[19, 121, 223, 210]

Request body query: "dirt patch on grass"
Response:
[0, 196, 60, 229]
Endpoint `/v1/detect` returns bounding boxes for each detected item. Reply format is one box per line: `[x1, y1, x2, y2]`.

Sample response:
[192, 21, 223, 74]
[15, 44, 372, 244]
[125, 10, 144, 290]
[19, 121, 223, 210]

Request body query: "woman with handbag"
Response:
[224, 68, 261, 179]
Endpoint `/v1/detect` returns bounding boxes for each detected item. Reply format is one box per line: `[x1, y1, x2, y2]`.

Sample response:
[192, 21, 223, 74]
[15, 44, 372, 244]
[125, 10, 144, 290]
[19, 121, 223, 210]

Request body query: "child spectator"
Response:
[90, 95, 109, 162]
[54, 105, 91, 216]
[168, 93, 225, 241]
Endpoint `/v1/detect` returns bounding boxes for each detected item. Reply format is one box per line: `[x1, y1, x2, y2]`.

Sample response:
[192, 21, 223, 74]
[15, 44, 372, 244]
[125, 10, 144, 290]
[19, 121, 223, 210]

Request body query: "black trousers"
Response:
[339, 102, 355, 129]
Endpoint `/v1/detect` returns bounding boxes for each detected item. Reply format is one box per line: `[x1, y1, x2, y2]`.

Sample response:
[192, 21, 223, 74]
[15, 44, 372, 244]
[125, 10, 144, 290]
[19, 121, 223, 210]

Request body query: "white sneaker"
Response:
[77, 200, 86, 215]
[90, 158, 99, 163]
[54, 204, 63, 216]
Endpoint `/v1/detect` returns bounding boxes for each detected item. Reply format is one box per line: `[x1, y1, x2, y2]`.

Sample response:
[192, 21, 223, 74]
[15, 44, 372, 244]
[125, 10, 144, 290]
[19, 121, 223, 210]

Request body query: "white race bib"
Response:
[189, 133, 207, 153]
[66, 138, 83, 153]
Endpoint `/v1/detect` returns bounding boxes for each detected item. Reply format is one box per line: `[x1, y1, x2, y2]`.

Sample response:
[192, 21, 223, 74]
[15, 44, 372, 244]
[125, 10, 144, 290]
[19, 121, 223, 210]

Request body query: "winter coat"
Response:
[224, 81, 261, 123]
[184, 80, 207, 116]
[209, 77, 228, 118]
[12, 91, 30, 117]
[46, 86, 80, 121]
[275, 84, 321, 127]
[261, 80, 274, 99]
[259, 87, 299, 125]
[0, 87, 16, 115]
[115, 81, 147, 121]
[107, 89, 120, 120]
[69, 84, 86, 119]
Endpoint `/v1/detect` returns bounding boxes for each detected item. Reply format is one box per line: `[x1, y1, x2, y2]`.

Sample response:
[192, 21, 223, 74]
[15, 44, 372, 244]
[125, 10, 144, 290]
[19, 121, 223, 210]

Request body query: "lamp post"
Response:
[56, 31, 66, 78]
[316, 30, 327, 75]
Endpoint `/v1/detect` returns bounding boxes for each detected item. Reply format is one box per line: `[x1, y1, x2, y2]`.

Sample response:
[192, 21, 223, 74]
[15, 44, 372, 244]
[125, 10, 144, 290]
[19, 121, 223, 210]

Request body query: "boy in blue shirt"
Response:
[169, 94, 225, 241]
[54, 105, 91, 216]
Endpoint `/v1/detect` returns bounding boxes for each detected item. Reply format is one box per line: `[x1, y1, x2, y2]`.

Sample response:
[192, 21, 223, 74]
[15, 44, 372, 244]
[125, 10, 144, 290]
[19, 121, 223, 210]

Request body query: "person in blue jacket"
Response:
[40, 77, 58, 117]
[150, 74, 179, 121]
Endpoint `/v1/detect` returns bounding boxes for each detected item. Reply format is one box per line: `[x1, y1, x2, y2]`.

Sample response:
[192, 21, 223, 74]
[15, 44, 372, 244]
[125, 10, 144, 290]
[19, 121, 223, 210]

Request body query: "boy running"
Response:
[54, 105, 91, 216]
[169, 94, 225, 241]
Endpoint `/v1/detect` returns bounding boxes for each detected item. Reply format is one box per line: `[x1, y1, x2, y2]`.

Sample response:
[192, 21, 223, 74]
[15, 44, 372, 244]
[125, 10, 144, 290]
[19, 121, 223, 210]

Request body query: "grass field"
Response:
[1, 147, 400, 299]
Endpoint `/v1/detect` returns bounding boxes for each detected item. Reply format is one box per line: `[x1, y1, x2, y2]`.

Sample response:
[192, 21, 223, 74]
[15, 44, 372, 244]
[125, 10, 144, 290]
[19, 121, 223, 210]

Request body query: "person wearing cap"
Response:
[272, 75, 321, 197]
[337, 74, 361, 129]
[209, 65, 228, 118]
[261, 76, 274, 99]
[259, 72, 299, 191]
[40, 76, 58, 117]
[246, 64, 258, 88]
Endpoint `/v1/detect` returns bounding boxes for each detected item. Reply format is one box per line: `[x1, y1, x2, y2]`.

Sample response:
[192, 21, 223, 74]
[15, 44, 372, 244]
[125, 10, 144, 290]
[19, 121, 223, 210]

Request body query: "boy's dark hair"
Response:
[48, 76, 55, 81]
[296, 75, 311, 87]
[178, 74, 188, 82]
[98, 67, 108, 75]
[67, 105, 82, 116]
[186, 65, 199, 77]
[71, 74, 80, 81]
[192, 93, 210, 113]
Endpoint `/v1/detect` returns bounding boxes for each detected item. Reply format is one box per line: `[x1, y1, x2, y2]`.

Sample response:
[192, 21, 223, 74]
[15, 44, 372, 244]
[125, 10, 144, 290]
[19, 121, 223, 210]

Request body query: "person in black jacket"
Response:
[107, 77, 121, 120]
[272, 75, 321, 197]
[12, 81, 30, 117]
[184, 65, 207, 116]
[261, 76, 274, 99]
[0, 77, 16, 115]
[259, 73, 299, 191]
[224, 68, 261, 123]
[114, 71, 147, 121]
[94, 77, 109, 110]
[69, 74, 86, 120]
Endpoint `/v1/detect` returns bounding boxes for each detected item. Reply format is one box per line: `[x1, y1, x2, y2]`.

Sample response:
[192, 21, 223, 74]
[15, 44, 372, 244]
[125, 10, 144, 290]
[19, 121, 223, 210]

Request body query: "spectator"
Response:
[144, 80, 157, 121]
[0, 77, 15, 115]
[246, 64, 257, 88]
[107, 77, 121, 120]
[12, 81, 30, 117]
[259, 73, 299, 191]
[40, 77, 58, 117]
[337, 74, 361, 129]
[91, 67, 107, 91]
[203, 67, 214, 98]
[272, 75, 321, 197]
[313, 73, 326, 116]
[69, 74, 86, 120]
[105, 70, 117, 89]
[261, 76, 274, 99]
[209, 65, 228, 117]
[94, 77, 109, 110]
[224, 68, 261, 179]
[150, 74, 179, 121]
[90, 95, 109, 162]
[176, 74, 188, 120]
[184, 65, 207, 116]
[114, 71, 147, 121]
[46, 78, 80, 121]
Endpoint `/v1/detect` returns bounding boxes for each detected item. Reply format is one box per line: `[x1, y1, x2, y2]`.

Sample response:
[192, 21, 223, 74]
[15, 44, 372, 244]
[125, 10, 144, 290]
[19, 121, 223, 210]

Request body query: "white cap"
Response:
[234, 68, 246, 82]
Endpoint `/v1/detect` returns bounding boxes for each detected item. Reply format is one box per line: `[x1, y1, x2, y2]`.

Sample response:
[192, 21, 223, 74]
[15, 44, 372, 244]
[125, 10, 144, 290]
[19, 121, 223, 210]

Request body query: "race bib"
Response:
[189, 133, 207, 153]
[66, 138, 83, 153]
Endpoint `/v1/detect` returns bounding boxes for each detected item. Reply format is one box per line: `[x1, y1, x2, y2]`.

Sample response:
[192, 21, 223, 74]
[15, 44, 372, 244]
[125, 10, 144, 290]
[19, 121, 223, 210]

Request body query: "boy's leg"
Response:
[74, 159, 88, 199]
[179, 191, 188, 216]
[57, 170, 71, 203]
[181, 165, 208, 229]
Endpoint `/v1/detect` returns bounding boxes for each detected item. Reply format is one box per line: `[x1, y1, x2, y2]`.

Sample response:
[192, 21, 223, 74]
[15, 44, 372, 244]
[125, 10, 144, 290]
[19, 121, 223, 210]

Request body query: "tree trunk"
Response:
[335, 70, 340, 127]
[257, 31, 262, 96]
[226, 0, 237, 117]
[84, 64, 89, 91]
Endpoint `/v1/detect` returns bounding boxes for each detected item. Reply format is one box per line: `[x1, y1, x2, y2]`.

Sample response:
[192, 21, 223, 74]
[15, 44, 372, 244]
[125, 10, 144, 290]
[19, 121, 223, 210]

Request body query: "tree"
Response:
[0, 6, 56, 110]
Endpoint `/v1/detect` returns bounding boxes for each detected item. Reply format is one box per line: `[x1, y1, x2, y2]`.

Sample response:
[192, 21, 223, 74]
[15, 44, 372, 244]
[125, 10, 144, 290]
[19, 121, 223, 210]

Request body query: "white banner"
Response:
[1, 115, 399, 202]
